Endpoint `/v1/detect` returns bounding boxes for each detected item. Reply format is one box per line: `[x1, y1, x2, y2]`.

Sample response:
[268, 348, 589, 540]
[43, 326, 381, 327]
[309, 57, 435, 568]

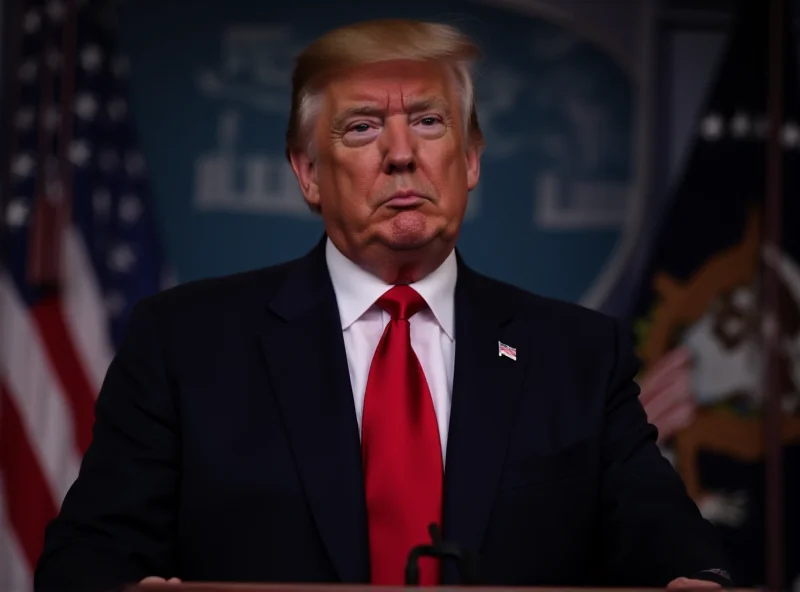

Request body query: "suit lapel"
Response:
[442, 259, 528, 583]
[258, 239, 369, 583]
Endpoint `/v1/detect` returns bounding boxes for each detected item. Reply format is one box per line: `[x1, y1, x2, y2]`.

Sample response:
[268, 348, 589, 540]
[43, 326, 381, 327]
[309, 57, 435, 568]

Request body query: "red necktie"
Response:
[361, 285, 443, 586]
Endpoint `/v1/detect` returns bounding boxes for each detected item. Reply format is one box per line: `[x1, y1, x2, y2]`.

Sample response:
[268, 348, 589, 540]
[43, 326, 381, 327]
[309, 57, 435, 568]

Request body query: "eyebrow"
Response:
[331, 97, 452, 129]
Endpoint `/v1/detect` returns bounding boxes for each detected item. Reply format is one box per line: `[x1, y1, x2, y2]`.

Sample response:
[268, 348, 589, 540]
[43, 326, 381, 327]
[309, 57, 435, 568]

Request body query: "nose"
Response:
[380, 117, 417, 174]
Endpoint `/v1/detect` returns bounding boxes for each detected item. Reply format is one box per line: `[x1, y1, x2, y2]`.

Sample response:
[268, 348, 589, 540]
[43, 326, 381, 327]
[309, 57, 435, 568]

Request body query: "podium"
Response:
[124, 586, 757, 592]
[121, 528, 749, 592]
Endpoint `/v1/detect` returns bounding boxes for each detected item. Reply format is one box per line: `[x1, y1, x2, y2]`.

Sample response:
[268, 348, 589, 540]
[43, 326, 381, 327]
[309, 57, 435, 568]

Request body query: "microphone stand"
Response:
[404, 523, 481, 586]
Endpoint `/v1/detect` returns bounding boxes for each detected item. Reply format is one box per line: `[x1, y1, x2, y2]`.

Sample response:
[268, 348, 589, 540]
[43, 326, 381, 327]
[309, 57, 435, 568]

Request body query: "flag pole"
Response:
[763, 0, 784, 589]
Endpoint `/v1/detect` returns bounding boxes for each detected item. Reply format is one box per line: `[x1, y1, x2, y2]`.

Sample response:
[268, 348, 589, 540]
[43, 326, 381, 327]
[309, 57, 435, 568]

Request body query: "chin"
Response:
[382, 211, 439, 248]
[375, 229, 443, 253]
[382, 236, 435, 251]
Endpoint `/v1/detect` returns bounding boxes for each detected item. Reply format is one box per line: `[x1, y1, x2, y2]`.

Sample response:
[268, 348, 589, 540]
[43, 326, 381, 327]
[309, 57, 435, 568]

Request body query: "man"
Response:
[35, 19, 732, 591]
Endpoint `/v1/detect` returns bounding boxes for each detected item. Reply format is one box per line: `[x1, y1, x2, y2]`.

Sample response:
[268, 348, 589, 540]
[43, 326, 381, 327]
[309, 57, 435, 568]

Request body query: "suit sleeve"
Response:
[599, 317, 733, 586]
[34, 297, 180, 591]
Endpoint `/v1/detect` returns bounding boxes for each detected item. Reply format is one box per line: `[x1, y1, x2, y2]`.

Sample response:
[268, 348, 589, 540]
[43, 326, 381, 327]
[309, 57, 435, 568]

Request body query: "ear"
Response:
[289, 148, 320, 209]
[465, 140, 481, 191]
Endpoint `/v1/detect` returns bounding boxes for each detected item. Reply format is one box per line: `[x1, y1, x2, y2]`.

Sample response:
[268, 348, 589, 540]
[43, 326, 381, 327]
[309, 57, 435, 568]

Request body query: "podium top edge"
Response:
[124, 585, 764, 592]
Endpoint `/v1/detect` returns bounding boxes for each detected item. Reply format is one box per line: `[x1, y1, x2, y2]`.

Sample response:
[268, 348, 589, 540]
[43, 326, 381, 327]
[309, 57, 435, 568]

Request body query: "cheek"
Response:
[329, 151, 381, 194]
[422, 146, 468, 193]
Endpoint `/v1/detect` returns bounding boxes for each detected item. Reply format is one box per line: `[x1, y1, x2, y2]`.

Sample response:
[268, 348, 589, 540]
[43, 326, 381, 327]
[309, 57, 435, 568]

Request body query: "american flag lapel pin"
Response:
[498, 341, 517, 361]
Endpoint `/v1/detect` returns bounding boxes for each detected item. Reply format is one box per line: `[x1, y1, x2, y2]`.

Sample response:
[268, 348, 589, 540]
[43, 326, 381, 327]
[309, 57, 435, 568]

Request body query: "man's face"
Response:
[291, 59, 480, 277]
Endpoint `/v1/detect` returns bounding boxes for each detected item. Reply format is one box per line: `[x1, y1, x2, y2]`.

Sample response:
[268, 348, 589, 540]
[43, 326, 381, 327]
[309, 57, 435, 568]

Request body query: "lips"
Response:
[382, 190, 428, 208]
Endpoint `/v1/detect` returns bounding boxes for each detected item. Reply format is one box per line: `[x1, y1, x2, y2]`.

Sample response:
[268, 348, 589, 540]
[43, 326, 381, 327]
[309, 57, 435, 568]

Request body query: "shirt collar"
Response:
[325, 237, 456, 340]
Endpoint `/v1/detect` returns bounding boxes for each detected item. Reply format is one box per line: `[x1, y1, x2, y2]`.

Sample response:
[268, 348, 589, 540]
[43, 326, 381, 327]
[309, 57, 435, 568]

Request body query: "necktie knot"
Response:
[377, 285, 427, 321]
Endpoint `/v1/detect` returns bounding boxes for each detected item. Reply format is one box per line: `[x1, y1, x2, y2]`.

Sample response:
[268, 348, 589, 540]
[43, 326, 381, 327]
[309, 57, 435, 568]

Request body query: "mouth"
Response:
[382, 190, 428, 208]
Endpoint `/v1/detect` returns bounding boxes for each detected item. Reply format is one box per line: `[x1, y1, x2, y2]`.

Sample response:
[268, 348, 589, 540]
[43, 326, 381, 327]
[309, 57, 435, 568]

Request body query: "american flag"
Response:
[0, 0, 169, 589]
[637, 345, 696, 443]
[498, 341, 516, 361]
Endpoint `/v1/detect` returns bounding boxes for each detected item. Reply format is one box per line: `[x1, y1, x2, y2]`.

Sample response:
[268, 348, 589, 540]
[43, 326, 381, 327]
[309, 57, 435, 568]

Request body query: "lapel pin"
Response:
[498, 341, 517, 361]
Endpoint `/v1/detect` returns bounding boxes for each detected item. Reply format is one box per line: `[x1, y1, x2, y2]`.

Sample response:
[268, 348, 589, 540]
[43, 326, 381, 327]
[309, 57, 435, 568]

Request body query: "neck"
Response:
[366, 251, 450, 285]
[332, 239, 453, 285]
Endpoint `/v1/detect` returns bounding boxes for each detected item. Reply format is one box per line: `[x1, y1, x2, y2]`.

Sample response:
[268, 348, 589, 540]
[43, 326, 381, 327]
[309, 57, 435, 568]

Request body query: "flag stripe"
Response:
[0, 473, 35, 592]
[31, 297, 97, 454]
[641, 352, 687, 392]
[639, 348, 691, 407]
[648, 390, 694, 424]
[643, 377, 692, 422]
[62, 225, 114, 394]
[0, 381, 59, 570]
[653, 400, 696, 443]
[0, 273, 82, 503]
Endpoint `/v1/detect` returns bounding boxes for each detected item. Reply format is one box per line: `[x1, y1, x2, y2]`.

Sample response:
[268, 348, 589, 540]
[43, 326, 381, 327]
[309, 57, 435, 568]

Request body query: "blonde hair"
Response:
[285, 18, 484, 159]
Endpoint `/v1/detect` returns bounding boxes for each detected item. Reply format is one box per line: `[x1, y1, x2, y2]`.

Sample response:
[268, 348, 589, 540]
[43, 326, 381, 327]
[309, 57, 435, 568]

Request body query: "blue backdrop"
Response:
[116, 0, 641, 304]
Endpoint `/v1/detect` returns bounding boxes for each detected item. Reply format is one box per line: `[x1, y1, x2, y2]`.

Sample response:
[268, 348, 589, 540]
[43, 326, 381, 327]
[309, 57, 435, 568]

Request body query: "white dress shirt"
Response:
[325, 237, 456, 464]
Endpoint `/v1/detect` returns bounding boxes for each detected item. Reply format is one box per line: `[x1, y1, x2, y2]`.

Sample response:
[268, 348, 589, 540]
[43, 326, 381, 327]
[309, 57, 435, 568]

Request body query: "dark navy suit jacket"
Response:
[34, 238, 732, 591]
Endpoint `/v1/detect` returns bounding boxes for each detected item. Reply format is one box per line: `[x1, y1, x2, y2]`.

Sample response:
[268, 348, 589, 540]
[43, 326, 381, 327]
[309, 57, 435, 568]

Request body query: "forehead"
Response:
[323, 60, 456, 108]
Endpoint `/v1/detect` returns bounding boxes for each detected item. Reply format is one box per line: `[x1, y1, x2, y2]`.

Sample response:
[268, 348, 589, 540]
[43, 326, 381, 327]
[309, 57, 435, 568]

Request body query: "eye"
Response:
[412, 114, 446, 137]
[342, 121, 381, 146]
[418, 116, 442, 126]
[348, 122, 374, 133]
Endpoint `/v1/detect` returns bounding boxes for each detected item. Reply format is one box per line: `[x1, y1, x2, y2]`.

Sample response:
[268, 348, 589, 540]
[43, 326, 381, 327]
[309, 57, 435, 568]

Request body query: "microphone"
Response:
[404, 523, 481, 586]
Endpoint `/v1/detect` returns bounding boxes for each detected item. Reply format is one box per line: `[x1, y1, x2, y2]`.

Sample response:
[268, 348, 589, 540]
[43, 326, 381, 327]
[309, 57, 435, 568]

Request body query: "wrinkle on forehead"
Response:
[327, 72, 455, 124]
[330, 95, 452, 125]
[329, 60, 453, 101]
